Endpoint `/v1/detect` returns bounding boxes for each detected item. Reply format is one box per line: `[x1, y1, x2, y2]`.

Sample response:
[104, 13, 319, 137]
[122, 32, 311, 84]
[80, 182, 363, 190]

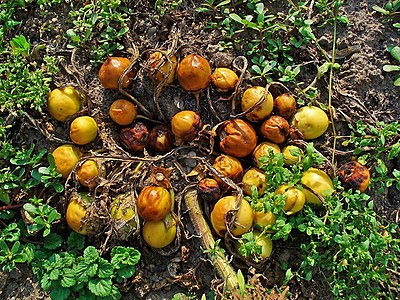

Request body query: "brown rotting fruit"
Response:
[338, 161, 370, 193]
[137, 186, 172, 222]
[120, 122, 149, 152]
[219, 119, 257, 158]
[260, 115, 290, 144]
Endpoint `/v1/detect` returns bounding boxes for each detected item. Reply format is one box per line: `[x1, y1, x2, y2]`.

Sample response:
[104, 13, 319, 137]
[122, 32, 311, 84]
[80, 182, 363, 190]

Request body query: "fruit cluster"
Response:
[47, 51, 369, 254]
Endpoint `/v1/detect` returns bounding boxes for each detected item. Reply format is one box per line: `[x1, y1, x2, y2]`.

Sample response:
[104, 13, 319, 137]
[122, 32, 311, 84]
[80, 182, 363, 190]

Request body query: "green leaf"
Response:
[50, 285, 70, 300]
[61, 268, 76, 287]
[115, 266, 136, 279]
[88, 278, 113, 297]
[372, 5, 388, 14]
[84, 246, 99, 263]
[389, 46, 400, 62]
[383, 65, 400, 72]
[229, 13, 243, 24]
[11, 241, 21, 254]
[394, 75, 400, 87]
[111, 246, 141, 268]
[237, 269, 245, 295]
[97, 260, 114, 279]
[23, 203, 38, 214]
[49, 269, 60, 280]
[67, 232, 85, 250]
[44, 233, 62, 250]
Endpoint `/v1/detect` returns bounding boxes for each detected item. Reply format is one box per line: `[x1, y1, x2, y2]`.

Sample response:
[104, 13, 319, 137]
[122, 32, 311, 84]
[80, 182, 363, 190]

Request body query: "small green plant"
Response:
[295, 186, 400, 299]
[155, 0, 183, 15]
[32, 246, 141, 300]
[66, 0, 132, 63]
[23, 197, 61, 237]
[344, 120, 400, 193]
[0, 223, 34, 271]
[383, 45, 400, 86]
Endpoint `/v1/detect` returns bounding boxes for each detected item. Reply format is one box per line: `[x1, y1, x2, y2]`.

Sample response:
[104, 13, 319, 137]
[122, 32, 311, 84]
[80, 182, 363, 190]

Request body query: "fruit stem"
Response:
[184, 188, 239, 290]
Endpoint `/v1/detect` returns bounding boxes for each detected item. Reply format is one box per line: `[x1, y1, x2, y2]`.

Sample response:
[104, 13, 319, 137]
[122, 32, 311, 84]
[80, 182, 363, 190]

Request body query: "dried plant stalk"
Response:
[184, 188, 238, 290]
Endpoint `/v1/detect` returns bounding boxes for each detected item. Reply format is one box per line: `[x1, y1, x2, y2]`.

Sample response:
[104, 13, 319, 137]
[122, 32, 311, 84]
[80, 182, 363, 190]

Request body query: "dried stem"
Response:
[184, 189, 238, 290]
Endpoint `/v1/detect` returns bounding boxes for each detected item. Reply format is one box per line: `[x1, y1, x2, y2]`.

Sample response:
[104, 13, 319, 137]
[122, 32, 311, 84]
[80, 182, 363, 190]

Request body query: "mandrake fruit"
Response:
[70, 116, 98, 145]
[211, 196, 253, 237]
[149, 51, 178, 84]
[137, 186, 172, 222]
[98, 57, 135, 89]
[52, 144, 82, 178]
[210, 67, 239, 92]
[47, 86, 83, 122]
[219, 119, 257, 158]
[337, 161, 370, 193]
[301, 168, 334, 206]
[109, 99, 138, 126]
[260, 115, 290, 144]
[171, 110, 203, 142]
[292, 106, 329, 140]
[241, 86, 274, 122]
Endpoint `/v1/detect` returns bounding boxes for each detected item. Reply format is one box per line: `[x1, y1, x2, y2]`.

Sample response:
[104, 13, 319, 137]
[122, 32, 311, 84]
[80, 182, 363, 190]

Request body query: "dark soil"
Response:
[0, 1, 399, 299]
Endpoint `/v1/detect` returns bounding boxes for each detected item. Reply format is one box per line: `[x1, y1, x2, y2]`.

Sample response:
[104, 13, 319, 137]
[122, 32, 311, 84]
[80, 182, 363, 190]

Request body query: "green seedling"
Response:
[383, 46, 400, 86]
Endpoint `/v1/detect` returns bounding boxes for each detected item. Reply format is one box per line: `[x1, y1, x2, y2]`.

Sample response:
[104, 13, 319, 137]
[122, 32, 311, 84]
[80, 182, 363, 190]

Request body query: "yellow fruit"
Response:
[77, 160, 100, 187]
[149, 51, 177, 84]
[142, 214, 177, 248]
[242, 168, 267, 196]
[252, 142, 281, 167]
[254, 231, 273, 259]
[52, 144, 82, 178]
[275, 185, 306, 215]
[241, 86, 274, 122]
[253, 205, 276, 229]
[210, 68, 238, 92]
[301, 168, 334, 206]
[282, 145, 303, 166]
[47, 87, 82, 122]
[292, 106, 329, 140]
[66, 193, 91, 235]
[211, 196, 253, 237]
[111, 193, 137, 240]
[70, 116, 98, 145]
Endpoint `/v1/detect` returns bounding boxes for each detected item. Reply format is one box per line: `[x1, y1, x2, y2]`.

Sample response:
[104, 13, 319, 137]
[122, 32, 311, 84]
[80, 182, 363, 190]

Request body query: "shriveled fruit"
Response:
[292, 106, 329, 140]
[70, 116, 98, 145]
[301, 168, 334, 206]
[148, 125, 174, 152]
[109, 99, 137, 126]
[120, 122, 149, 152]
[338, 161, 370, 193]
[253, 142, 281, 167]
[98, 57, 134, 89]
[171, 110, 202, 142]
[213, 154, 244, 184]
[260, 116, 290, 144]
[52, 144, 82, 178]
[198, 178, 221, 204]
[241, 86, 274, 122]
[219, 119, 257, 158]
[282, 145, 303, 166]
[47, 86, 83, 122]
[211, 196, 253, 237]
[142, 214, 176, 248]
[66, 193, 91, 235]
[137, 186, 172, 222]
[149, 51, 177, 84]
[110, 193, 137, 240]
[210, 68, 238, 92]
[77, 160, 100, 187]
[242, 168, 266, 196]
[274, 93, 296, 119]
[275, 185, 306, 215]
[177, 54, 211, 92]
